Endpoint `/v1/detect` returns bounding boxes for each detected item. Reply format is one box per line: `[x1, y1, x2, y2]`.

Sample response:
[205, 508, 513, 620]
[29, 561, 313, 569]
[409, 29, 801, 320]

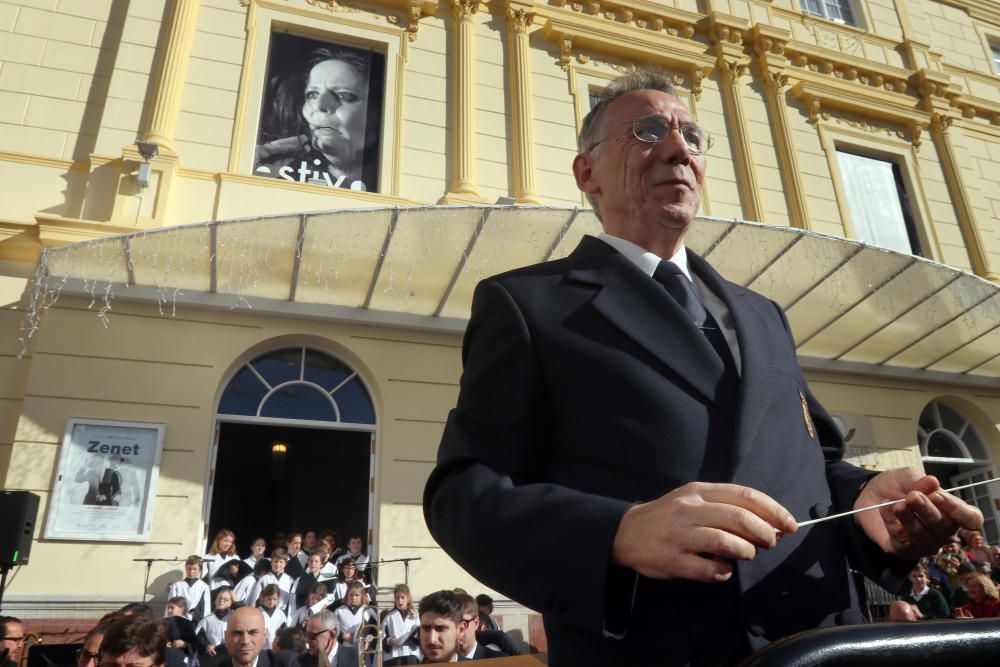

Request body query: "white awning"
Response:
[24, 205, 1000, 381]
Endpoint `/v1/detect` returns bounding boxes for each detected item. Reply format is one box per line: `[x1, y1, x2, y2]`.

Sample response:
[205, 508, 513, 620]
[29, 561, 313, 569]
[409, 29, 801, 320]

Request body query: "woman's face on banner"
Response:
[302, 58, 367, 161]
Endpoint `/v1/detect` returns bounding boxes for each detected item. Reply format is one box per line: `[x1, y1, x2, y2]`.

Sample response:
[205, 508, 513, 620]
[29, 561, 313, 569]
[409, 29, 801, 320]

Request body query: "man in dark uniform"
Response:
[224, 608, 298, 667]
[423, 69, 982, 665]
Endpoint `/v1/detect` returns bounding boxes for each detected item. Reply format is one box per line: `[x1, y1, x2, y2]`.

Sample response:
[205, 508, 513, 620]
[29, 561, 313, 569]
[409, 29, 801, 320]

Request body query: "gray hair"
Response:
[315, 609, 339, 632]
[576, 68, 677, 220]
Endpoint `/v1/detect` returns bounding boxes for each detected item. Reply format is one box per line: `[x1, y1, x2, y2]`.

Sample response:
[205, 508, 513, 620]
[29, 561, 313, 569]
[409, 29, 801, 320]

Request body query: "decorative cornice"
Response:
[539, 4, 713, 84]
[935, 0, 1000, 25]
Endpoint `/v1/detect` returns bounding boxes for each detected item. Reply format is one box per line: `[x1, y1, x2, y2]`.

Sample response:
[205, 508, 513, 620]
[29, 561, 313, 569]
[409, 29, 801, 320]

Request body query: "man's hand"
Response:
[611, 482, 797, 582]
[854, 468, 983, 559]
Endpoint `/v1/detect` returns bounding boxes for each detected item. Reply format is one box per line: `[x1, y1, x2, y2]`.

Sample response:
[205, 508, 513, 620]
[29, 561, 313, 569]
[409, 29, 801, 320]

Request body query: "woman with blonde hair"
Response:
[955, 573, 1000, 618]
[203, 528, 238, 588]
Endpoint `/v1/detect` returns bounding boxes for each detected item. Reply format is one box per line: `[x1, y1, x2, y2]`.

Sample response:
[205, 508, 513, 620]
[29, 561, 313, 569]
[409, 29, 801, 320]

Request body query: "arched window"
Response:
[918, 401, 988, 463]
[218, 346, 375, 425]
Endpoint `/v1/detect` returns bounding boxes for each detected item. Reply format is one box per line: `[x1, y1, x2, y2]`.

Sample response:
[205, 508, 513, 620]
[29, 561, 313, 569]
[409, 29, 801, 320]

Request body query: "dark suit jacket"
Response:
[424, 236, 910, 665]
[298, 647, 357, 667]
[231, 649, 300, 667]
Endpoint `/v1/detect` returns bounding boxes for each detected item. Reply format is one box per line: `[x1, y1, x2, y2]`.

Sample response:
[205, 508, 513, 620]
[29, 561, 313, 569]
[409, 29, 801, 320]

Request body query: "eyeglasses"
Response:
[76, 650, 99, 664]
[305, 630, 332, 641]
[589, 115, 713, 155]
[2, 637, 25, 643]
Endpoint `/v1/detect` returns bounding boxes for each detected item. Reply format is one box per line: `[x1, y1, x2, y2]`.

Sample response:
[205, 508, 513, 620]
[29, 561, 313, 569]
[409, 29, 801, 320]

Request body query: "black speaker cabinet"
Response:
[0, 491, 39, 567]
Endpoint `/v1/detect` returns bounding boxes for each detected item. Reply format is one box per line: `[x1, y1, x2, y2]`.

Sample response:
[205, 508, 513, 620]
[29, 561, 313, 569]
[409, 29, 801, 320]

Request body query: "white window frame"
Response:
[800, 0, 860, 27]
[991, 42, 1000, 75]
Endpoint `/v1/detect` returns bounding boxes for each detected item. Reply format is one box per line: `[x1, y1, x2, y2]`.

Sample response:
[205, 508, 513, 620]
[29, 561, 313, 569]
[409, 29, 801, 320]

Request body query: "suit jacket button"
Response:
[809, 503, 829, 520]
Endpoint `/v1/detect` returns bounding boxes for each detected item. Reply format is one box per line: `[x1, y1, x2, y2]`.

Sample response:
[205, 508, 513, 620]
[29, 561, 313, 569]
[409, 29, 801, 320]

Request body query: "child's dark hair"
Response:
[167, 596, 188, 611]
[184, 554, 203, 568]
[260, 583, 281, 600]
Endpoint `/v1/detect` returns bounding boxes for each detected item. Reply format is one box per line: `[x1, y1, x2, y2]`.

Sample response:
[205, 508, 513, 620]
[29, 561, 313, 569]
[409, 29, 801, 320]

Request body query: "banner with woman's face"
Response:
[253, 32, 385, 192]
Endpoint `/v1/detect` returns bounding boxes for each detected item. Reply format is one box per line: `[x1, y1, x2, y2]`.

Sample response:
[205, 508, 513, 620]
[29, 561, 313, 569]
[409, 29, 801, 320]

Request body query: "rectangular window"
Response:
[835, 151, 923, 256]
[802, 0, 857, 26]
[252, 32, 386, 193]
[991, 43, 1000, 74]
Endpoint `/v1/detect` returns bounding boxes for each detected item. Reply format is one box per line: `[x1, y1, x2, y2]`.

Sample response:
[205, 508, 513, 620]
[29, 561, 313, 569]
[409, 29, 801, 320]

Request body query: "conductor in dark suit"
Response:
[423, 69, 983, 666]
[225, 608, 299, 667]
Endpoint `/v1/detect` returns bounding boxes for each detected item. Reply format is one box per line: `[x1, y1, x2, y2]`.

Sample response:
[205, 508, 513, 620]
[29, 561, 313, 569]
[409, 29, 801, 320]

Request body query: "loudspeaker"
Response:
[0, 491, 39, 567]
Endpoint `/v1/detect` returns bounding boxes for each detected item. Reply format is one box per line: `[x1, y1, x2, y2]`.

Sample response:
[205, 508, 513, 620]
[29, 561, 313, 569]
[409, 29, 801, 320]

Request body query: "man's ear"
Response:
[572, 153, 599, 195]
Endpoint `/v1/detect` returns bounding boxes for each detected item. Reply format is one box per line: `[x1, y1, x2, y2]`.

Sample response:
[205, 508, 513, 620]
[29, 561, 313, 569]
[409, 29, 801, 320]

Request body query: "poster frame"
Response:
[43, 418, 166, 542]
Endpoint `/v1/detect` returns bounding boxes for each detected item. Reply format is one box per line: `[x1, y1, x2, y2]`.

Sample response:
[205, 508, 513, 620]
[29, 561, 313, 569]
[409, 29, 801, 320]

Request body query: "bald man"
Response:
[224, 607, 299, 667]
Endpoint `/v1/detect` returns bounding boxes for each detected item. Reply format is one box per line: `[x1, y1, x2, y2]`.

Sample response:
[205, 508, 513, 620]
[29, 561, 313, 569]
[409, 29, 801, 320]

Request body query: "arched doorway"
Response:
[206, 346, 377, 554]
[918, 400, 998, 543]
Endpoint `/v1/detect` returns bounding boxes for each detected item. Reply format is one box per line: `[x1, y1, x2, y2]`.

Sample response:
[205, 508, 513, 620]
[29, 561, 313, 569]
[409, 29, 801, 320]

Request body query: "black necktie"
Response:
[652, 261, 738, 380]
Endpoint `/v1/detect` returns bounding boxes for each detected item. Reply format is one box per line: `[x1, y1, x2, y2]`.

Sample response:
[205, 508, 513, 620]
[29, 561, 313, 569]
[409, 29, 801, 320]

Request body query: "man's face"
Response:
[225, 608, 266, 666]
[573, 90, 706, 253]
[348, 538, 362, 554]
[458, 613, 480, 653]
[944, 539, 961, 555]
[304, 618, 335, 657]
[1, 621, 24, 662]
[419, 613, 465, 663]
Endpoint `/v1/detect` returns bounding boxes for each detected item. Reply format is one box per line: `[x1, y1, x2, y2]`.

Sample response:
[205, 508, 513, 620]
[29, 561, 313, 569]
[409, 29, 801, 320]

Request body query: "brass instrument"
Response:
[356, 607, 383, 667]
[18, 632, 42, 667]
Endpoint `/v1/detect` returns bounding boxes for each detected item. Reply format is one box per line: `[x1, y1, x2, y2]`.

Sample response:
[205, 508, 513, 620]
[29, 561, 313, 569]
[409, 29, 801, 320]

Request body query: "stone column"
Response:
[709, 14, 765, 223]
[752, 26, 808, 228]
[443, 0, 482, 203]
[505, 1, 539, 204]
[141, 0, 201, 153]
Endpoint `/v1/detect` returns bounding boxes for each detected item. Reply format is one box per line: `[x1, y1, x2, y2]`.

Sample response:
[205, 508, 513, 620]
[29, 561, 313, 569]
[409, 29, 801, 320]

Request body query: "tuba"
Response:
[18, 633, 42, 667]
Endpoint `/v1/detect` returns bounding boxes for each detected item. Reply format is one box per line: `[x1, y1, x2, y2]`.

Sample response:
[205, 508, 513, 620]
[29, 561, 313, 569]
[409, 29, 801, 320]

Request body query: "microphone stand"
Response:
[133, 557, 185, 602]
[365, 557, 421, 587]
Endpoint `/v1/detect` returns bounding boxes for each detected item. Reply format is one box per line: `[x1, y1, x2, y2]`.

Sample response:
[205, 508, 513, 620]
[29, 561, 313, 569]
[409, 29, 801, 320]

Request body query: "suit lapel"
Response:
[567, 237, 733, 412]
[689, 253, 779, 473]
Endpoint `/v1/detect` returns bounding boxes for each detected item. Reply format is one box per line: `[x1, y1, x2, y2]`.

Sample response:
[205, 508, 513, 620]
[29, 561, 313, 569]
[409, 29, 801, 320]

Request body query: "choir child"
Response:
[202, 530, 239, 588]
[234, 559, 270, 605]
[167, 555, 212, 623]
[380, 584, 420, 666]
[257, 584, 288, 648]
[333, 582, 377, 653]
[334, 536, 369, 573]
[243, 537, 267, 569]
[196, 586, 234, 656]
[247, 550, 293, 609]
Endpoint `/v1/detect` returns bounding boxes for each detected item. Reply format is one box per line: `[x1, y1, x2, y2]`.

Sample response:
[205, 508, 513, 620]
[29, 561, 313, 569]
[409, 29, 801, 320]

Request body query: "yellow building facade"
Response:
[1, 0, 999, 635]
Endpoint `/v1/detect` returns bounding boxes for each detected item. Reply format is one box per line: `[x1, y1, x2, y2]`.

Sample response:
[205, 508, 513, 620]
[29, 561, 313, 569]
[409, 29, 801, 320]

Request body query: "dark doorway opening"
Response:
[208, 422, 371, 551]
